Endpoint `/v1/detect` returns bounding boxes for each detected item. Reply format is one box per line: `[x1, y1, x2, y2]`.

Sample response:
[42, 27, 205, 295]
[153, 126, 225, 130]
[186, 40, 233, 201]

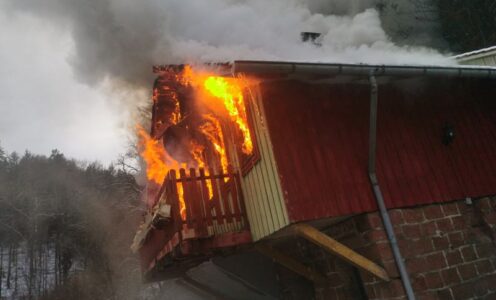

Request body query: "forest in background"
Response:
[374, 0, 496, 52]
[0, 145, 144, 299]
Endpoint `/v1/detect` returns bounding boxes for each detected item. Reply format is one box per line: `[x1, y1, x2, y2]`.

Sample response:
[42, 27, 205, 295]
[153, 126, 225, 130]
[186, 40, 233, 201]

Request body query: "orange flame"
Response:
[203, 76, 253, 154]
[136, 125, 187, 219]
[162, 85, 181, 125]
[199, 114, 228, 176]
[181, 66, 253, 155]
[177, 183, 185, 218]
[137, 125, 174, 184]
[138, 65, 255, 220]
[189, 140, 214, 199]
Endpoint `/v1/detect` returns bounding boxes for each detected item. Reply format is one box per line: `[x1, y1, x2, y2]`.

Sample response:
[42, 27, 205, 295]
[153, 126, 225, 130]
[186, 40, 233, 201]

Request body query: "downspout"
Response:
[368, 73, 416, 300]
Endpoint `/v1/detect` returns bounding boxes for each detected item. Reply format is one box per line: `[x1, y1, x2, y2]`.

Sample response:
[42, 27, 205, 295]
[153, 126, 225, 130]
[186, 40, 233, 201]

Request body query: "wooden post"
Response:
[168, 170, 182, 233]
[209, 168, 224, 223]
[190, 168, 208, 237]
[291, 223, 390, 281]
[221, 180, 233, 224]
[179, 168, 193, 227]
[199, 168, 213, 227]
[228, 166, 242, 222]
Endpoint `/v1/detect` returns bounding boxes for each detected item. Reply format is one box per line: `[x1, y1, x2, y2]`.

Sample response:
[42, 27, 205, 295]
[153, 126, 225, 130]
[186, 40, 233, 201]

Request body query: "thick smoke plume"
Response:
[2, 0, 452, 91]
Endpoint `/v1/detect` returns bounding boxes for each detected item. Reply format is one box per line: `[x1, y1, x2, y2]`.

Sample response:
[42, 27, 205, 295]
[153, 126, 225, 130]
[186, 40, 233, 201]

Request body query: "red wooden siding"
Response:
[261, 78, 496, 222]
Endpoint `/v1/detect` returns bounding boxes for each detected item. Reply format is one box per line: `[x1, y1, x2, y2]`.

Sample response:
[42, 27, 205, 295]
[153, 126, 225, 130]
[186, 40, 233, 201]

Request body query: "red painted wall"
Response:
[261, 78, 496, 222]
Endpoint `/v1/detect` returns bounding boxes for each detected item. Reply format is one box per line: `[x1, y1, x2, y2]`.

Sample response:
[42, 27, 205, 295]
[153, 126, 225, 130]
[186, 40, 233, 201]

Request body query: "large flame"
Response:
[137, 125, 175, 184]
[189, 140, 214, 199]
[204, 77, 253, 154]
[163, 85, 181, 125]
[199, 114, 228, 176]
[138, 65, 255, 220]
[137, 125, 187, 219]
[181, 66, 253, 155]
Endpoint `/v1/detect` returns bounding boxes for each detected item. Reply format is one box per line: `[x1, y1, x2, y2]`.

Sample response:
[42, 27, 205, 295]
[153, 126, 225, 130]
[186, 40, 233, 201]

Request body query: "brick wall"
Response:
[275, 196, 496, 300]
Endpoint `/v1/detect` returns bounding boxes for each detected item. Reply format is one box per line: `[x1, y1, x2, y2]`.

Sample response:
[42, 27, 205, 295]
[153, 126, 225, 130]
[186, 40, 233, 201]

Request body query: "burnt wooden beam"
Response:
[290, 223, 390, 282]
[255, 243, 327, 284]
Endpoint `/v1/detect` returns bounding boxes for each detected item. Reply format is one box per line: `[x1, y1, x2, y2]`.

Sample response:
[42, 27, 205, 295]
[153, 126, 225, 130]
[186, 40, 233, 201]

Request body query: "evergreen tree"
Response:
[437, 0, 496, 53]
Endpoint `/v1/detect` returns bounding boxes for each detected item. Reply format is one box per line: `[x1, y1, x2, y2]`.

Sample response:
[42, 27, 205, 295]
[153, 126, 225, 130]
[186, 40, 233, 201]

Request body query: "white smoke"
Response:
[164, 0, 451, 65]
[2, 0, 453, 90]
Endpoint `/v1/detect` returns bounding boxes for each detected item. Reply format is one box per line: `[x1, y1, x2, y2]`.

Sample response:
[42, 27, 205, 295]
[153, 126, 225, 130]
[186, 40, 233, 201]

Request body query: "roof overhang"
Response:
[453, 45, 496, 62]
[232, 60, 496, 84]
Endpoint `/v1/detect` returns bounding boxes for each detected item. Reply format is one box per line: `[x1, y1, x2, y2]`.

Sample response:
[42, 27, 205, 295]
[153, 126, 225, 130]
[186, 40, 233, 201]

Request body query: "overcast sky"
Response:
[0, 12, 129, 165]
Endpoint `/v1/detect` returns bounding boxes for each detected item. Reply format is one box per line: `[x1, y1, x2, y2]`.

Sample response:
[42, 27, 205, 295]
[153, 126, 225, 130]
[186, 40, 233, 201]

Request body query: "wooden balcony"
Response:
[138, 168, 252, 279]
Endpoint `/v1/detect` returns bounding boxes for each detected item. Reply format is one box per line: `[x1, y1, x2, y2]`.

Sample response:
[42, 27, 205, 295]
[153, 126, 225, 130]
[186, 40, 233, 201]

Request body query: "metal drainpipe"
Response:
[368, 73, 416, 300]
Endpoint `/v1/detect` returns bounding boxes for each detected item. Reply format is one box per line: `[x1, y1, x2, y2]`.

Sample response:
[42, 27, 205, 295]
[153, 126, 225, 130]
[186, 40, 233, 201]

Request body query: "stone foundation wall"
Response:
[276, 196, 496, 299]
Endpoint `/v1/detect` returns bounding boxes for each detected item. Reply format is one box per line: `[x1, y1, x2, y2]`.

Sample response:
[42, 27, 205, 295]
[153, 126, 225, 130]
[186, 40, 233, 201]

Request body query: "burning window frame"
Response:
[237, 92, 261, 176]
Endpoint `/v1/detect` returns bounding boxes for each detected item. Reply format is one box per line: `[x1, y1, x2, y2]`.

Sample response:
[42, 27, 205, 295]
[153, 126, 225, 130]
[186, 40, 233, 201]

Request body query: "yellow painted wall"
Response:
[457, 50, 496, 66]
[234, 84, 289, 241]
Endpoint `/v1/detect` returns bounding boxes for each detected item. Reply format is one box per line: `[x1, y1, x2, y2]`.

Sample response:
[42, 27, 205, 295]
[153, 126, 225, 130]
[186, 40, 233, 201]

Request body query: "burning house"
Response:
[133, 61, 496, 299]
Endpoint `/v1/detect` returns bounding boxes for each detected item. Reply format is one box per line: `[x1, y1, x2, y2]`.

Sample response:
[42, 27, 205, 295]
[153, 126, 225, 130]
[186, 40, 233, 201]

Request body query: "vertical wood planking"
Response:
[254, 88, 290, 228]
[236, 174, 249, 222]
[199, 168, 214, 226]
[179, 168, 193, 227]
[228, 167, 242, 221]
[221, 179, 234, 224]
[209, 168, 224, 224]
[236, 86, 290, 240]
[244, 165, 266, 239]
[241, 168, 260, 239]
[189, 168, 205, 236]
[168, 170, 182, 233]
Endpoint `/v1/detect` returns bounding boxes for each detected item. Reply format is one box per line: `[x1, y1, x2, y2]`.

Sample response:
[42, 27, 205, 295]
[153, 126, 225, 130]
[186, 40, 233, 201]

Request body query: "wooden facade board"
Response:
[254, 87, 289, 228]
[237, 85, 289, 240]
[247, 172, 269, 238]
[458, 53, 496, 66]
[260, 78, 496, 222]
[254, 159, 277, 230]
[242, 171, 260, 239]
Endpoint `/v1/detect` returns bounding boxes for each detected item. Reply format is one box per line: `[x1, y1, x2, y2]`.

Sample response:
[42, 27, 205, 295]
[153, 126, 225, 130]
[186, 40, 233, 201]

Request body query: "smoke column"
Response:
[1, 0, 452, 91]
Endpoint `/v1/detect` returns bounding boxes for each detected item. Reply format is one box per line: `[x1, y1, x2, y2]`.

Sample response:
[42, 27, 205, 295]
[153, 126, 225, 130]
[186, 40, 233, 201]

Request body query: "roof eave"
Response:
[232, 60, 496, 80]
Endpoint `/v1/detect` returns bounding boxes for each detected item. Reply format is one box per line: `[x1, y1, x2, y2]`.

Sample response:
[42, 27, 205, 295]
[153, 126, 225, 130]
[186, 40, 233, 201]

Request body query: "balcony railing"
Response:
[139, 168, 251, 274]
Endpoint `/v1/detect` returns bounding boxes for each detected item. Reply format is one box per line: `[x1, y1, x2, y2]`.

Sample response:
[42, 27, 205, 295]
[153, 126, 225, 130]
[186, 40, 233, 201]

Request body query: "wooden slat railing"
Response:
[140, 168, 250, 271]
[169, 168, 249, 237]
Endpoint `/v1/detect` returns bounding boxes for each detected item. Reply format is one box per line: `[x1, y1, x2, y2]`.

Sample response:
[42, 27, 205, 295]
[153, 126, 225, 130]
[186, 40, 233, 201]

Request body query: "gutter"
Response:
[368, 73, 415, 300]
[233, 60, 496, 79]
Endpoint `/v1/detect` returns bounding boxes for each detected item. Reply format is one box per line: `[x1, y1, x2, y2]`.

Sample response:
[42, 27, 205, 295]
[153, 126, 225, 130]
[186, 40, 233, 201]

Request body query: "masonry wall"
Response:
[276, 196, 496, 300]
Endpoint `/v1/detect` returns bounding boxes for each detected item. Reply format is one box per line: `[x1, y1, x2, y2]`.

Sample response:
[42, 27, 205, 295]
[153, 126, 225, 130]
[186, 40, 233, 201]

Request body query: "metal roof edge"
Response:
[452, 45, 496, 60]
[232, 60, 496, 79]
